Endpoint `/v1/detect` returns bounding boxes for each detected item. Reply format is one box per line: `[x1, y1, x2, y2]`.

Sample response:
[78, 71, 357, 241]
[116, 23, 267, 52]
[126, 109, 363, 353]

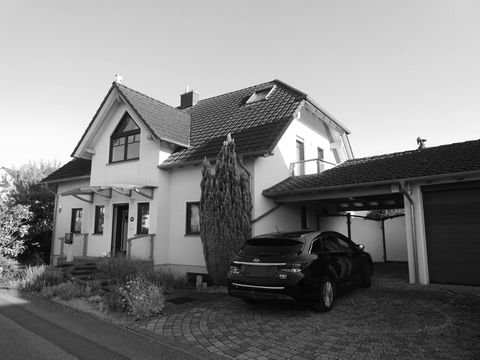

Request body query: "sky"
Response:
[1, 0, 480, 168]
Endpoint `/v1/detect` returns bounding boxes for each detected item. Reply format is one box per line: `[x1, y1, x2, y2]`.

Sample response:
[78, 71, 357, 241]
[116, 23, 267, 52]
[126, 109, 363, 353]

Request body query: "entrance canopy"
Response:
[61, 185, 156, 203]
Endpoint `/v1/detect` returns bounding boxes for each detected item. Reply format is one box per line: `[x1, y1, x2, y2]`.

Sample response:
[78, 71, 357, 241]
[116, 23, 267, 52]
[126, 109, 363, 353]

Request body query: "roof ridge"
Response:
[344, 138, 480, 165]
[114, 82, 185, 114]
[191, 79, 280, 104]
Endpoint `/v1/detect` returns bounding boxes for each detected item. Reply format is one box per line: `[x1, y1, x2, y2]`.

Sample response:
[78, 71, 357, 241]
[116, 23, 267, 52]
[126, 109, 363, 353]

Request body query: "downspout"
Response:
[381, 219, 387, 262]
[400, 182, 418, 284]
[44, 183, 58, 265]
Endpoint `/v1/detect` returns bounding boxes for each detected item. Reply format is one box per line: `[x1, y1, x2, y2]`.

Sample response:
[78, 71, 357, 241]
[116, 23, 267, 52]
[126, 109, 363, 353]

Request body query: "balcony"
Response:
[289, 158, 336, 176]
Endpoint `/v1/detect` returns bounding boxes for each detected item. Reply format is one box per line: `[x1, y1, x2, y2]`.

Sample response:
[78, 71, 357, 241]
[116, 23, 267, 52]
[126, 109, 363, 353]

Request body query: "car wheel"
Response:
[360, 264, 372, 288]
[313, 276, 335, 312]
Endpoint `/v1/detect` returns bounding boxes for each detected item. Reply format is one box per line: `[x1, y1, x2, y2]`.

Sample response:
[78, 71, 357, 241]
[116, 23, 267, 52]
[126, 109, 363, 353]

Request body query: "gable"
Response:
[72, 82, 190, 159]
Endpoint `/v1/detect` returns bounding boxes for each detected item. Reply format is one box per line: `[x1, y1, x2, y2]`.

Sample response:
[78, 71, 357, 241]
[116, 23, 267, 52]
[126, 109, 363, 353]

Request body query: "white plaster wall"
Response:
[351, 218, 383, 262]
[54, 180, 91, 258]
[384, 216, 407, 262]
[317, 215, 384, 262]
[89, 102, 162, 187]
[167, 165, 205, 267]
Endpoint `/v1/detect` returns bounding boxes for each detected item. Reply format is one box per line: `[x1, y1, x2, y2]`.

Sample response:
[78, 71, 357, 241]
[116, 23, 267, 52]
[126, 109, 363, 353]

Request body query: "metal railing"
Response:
[126, 234, 155, 261]
[289, 158, 336, 176]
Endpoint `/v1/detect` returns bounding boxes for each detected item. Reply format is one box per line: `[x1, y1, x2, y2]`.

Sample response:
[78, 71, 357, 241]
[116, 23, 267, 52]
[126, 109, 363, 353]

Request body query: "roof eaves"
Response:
[306, 97, 351, 134]
[158, 149, 268, 170]
[71, 83, 116, 157]
[40, 174, 91, 185]
[263, 168, 480, 198]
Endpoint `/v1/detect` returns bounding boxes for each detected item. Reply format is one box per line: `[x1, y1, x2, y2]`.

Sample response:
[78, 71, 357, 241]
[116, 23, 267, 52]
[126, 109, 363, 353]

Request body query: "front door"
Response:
[112, 204, 129, 256]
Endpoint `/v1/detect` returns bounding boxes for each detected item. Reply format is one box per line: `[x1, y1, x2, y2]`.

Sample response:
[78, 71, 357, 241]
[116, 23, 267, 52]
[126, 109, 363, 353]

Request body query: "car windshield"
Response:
[239, 238, 303, 257]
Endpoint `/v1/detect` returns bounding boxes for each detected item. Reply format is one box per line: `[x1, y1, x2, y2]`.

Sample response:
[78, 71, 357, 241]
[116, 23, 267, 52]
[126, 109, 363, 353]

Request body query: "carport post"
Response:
[401, 184, 419, 284]
[346, 213, 352, 239]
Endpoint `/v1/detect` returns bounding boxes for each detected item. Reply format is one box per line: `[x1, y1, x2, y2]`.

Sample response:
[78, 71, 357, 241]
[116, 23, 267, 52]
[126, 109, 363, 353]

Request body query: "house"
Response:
[264, 139, 480, 286]
[41, 79, 354, 274]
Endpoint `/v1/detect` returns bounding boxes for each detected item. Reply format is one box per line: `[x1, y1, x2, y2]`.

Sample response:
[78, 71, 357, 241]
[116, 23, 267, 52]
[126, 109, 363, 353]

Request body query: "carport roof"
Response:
[264, 138, 480, 197]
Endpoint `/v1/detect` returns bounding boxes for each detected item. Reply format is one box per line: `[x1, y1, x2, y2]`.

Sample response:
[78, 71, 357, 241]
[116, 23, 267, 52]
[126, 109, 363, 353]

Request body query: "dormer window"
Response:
[246, 85, 276, 104]
[110, 113, 140, 163]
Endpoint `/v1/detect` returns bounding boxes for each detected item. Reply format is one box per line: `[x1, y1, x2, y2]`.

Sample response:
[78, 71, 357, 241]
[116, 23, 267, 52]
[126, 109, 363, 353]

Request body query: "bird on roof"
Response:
[417, 137, 427, 149]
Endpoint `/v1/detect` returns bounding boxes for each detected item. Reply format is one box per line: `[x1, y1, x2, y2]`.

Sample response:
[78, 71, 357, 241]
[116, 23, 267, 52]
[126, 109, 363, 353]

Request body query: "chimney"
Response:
[179, 88, 200, 109]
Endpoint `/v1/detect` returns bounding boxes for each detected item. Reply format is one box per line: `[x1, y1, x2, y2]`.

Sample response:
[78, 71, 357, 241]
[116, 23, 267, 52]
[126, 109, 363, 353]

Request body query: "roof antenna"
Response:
[417, 137, 427, 149]
[275, 225, 280, 234]
[114, 74, 123, 84]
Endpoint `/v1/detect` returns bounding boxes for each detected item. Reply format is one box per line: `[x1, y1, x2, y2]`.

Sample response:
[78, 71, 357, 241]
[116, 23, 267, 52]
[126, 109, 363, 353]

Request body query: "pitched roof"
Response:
[41, 158, 91, 184]
[160, 80, 306, 168]
[72, 82, 191, 157]
[115, 83, 190, 146]
[263, 139, 480, 196]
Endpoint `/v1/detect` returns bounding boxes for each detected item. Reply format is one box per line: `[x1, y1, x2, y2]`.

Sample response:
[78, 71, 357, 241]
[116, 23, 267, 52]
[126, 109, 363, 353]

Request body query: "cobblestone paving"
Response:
[130, 276, 480, 359]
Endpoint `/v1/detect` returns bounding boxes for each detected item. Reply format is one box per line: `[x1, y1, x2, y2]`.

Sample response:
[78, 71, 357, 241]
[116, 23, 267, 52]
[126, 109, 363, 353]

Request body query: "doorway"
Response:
[112, 204, 129, 256]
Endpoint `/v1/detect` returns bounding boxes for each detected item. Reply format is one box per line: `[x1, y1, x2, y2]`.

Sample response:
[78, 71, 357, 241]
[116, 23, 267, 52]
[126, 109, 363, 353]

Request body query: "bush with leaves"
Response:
[109, 275, 165, 318]
[0, 203, 32, 258]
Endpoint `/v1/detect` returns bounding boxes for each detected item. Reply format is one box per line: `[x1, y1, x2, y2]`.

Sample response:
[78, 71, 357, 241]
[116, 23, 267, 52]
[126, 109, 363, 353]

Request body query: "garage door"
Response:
[423, 181, 480, 286]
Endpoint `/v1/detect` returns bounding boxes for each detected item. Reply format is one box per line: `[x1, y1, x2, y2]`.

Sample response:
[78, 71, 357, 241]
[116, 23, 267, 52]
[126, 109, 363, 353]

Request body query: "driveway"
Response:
[130, 263, 480, 360]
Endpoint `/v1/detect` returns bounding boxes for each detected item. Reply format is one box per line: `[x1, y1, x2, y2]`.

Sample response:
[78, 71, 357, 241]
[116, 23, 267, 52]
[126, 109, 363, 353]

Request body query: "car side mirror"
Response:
[357, 244, 365, 251]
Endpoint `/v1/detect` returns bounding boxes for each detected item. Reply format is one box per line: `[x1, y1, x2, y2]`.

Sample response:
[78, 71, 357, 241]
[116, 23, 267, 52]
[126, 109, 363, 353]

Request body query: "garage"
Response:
[423, 181, 480, 286]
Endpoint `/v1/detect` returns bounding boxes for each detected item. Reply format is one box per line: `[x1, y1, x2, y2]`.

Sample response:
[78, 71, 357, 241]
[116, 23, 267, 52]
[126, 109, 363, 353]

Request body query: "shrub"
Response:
[96, 257, 152, 282]
[105, 275, 165, 318]
[15, 266, 65, 292]
[146, 269, 189, 290]
[40, 281, 90, 300]
[0, 256, 22, 281]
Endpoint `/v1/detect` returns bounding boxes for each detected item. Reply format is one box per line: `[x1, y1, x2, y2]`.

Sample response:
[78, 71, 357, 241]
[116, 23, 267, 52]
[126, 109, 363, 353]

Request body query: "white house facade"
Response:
[42, 80, 354, 275]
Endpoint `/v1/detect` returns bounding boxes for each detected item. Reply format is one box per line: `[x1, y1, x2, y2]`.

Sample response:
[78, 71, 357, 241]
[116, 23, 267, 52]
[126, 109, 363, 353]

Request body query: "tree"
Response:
[200, 134, 252, 285]
[7, 160, 60, 263]
[0, 203, 32, 258]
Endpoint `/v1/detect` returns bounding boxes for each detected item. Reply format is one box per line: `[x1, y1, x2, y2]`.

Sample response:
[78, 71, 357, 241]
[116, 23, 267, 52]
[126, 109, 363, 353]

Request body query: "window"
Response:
[246, 85, 275, 104]
[137, 203, 150, 234]
[71, 208, 83, 233]
[186, 202, 200, 235]
[296, 138, 305, 175]
[94, 206, 105, 234]
[110, 113, 140, 163]
[317, 147, 324, 173]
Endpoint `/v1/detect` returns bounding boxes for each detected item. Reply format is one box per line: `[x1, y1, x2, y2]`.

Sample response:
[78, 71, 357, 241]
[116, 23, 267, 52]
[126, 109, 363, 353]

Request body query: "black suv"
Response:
[227, 231, 373, 312]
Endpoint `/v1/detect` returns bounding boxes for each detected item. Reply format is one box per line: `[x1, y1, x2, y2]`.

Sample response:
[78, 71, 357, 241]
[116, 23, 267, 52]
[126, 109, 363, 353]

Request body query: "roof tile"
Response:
[263, 139, 480, 196]
[41, 158, 91, 183]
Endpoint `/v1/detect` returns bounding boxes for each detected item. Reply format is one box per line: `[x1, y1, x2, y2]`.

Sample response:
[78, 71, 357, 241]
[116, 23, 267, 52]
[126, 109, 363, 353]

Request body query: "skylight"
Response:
[246, 85, 276, 104]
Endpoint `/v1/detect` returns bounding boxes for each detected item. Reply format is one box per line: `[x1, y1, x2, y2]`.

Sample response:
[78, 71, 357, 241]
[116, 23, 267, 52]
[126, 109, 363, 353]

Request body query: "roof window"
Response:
[246, 85, 276, 104]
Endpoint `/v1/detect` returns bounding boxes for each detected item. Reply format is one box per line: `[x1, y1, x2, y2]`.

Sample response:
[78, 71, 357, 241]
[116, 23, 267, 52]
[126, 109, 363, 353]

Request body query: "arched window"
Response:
[110, 113, 140, 163]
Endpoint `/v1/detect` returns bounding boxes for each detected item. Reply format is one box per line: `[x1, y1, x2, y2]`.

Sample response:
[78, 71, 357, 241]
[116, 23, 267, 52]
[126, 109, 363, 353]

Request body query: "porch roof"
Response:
[264, 138, 480, 198]
[60, 185, 156, 203]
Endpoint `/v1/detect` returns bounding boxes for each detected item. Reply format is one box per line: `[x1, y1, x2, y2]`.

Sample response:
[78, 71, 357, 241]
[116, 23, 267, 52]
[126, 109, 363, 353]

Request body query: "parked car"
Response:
[227, 231, 373, 312]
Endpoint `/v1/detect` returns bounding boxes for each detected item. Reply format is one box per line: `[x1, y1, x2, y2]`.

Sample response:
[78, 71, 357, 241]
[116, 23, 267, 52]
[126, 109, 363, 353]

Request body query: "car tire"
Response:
[312, 276, 335, 312]
[360, 264, 372, 288]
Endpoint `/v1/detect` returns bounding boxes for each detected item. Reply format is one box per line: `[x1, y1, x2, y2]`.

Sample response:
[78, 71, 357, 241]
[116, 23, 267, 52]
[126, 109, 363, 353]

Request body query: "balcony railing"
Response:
[289, 158, 336, 176]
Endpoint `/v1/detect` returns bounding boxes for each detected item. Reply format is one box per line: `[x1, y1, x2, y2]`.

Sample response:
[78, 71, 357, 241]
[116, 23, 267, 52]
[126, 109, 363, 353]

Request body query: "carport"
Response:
[263, 139, 480, 286]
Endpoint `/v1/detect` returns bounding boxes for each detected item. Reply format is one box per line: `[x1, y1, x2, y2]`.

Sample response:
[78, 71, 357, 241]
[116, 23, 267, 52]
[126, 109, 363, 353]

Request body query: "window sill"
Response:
[106, 158, 139, 165]
[92, 233, 103, 236]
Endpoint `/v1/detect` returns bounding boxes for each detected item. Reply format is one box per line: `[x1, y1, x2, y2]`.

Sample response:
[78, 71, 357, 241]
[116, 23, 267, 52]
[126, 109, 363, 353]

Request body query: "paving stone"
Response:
[128, 266, 480, 359]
